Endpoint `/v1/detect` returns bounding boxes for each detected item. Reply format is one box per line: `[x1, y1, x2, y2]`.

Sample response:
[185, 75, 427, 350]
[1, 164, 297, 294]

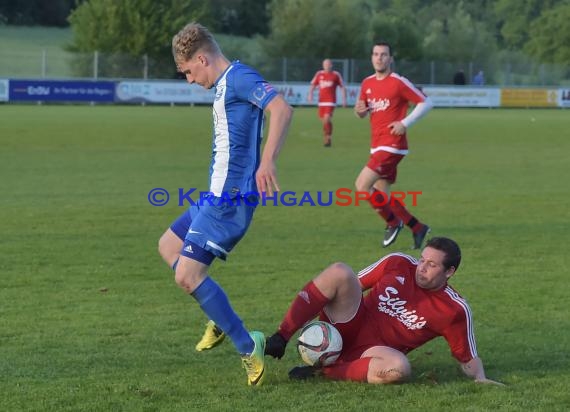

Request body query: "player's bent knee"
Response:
[174, 262, 207, 293]
[174, 269, 186, 288]
[367, 355, 411, 384]
[326, 262, 355, 282]
[354, 177, 371, 193]
[174, 268, 197, 293]
[329, 262, 352, 273]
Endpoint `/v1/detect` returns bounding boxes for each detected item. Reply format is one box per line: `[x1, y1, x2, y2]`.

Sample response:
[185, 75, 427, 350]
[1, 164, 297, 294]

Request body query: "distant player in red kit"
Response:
[265, 237, 504, 386]
[354, 42, 433, 249]
[308, 59, 347, 147]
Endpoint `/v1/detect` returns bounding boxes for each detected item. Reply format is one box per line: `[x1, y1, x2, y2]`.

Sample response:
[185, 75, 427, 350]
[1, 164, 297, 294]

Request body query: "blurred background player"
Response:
[354, 42, 433, 249]
[308, 58, 347, 147]
[158, 22, 293, 386]
[472, 70, 485, 85]
[265, 237, 504, 386]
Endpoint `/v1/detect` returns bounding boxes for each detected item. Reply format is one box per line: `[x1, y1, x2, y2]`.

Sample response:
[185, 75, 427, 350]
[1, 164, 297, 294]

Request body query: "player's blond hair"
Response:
[172, 23, 221, 66]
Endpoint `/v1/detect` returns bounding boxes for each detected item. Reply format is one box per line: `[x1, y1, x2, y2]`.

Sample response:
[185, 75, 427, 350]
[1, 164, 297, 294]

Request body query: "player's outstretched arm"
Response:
[460, 357, 505, 386]
[257, 94, 293, 196]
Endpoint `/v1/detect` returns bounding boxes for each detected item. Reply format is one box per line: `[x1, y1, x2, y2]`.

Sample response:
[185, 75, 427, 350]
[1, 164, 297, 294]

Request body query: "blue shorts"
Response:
[170, 198, 256, 265]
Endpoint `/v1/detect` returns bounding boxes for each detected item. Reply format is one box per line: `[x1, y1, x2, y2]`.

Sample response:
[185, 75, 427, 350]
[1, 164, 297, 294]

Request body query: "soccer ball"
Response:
[297, 321, 343, 366]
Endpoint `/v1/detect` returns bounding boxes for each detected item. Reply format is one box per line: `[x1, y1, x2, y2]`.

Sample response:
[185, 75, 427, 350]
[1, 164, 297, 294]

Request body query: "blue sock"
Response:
[192, 276, 254, 355]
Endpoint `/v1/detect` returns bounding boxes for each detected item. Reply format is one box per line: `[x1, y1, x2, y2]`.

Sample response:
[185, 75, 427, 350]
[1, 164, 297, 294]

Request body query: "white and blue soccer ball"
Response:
[297, 321, 343, 366]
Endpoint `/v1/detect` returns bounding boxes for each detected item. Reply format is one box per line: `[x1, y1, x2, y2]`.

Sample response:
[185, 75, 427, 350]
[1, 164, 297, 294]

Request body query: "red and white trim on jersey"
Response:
[444, 286, 478, 359]
[318, 102, 336, 107]
[358, 252, 418, 280]
[370, 146, 409, 155]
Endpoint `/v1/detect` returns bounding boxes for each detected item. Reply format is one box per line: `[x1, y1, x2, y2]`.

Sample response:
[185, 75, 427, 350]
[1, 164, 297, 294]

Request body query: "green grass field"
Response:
[1, 105, 569, 411]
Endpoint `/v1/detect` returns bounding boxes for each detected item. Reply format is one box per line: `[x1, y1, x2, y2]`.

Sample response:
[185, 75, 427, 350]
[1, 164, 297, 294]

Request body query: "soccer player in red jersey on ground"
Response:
[308, 59, 347, 147]
[265, 237, 504, 385]
[354, 42, 433, 249]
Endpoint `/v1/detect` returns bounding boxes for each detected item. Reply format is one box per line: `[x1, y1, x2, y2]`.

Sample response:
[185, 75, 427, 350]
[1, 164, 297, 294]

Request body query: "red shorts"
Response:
[320, 299, 389, 363]
[366, 151, 405, 184]
[318, 106, 335, 118]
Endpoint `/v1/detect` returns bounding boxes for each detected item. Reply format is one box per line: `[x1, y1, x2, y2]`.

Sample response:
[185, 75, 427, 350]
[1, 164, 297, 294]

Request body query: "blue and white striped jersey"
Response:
[208, 61, 278, 197]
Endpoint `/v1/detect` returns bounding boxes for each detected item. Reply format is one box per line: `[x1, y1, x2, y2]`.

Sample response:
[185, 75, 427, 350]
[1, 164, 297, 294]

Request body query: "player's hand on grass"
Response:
[265, 333, 287, 359]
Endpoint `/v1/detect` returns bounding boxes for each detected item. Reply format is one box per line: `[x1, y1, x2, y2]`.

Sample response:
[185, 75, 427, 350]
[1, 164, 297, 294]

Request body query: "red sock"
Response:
[391, 200, 423, 233]
[278, 281, 329, 341]
[323, 357, 371, 382]
[324, 121, 332, 135]
[368, 190, 398, 225]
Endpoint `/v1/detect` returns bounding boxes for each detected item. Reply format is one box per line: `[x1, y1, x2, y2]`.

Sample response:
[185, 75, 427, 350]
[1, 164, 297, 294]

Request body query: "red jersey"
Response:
[359, 73, 426, 155]
[357, 253, 477, 363]
[310, 70, 345, 106]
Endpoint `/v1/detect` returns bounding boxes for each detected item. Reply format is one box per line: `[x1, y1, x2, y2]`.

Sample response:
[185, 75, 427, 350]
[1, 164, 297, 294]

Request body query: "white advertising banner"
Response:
[558, 89, 570, 107]
[345, 85, 361, 106]
[422, 87, 501, 107]
[0, 79, 8, 101]
[274, 83, 310, 105]
[112, 81, 567, 109]
[274, 83, 360, 106]
[114, 81, 355, 106]
[275, 84, 502, 108]
[116, 81, 214, 103]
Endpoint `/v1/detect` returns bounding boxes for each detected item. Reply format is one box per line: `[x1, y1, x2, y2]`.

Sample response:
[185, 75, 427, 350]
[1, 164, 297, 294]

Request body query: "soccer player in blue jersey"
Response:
[158, 22, 293, 386]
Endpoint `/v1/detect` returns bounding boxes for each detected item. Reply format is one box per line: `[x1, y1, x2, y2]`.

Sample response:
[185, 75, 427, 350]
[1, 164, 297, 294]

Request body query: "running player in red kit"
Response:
[354, 42, 433, 249]
[308, 59, 347, 147]
[265, 237, 504, 386]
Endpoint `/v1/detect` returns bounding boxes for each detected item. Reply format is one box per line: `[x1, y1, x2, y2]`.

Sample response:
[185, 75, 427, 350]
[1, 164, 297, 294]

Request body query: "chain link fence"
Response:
[1, 49, 569, 86]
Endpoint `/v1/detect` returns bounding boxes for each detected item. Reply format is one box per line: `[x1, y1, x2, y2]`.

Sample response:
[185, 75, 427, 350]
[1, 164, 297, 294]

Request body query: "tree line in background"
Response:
[1, 0, 569, 78]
